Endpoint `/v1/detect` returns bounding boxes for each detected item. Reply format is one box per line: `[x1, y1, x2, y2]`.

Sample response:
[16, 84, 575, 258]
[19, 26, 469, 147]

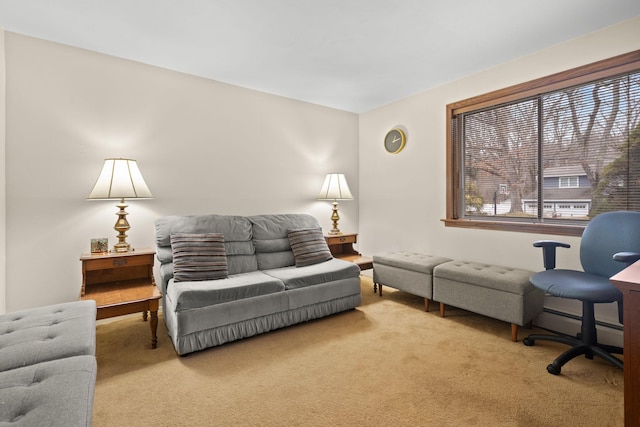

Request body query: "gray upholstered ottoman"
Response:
[0, 355, 97, 426]
[373, 251, 452, 311]
[0, 300, 97, 372]
[0, 301, 97, 426]
[433, 260, 544, 341]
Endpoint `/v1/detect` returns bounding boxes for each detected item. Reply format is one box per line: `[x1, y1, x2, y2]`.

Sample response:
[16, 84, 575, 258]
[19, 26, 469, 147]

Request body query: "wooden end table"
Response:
[80, 248, 161, 349]
[324, 233, 373, 271]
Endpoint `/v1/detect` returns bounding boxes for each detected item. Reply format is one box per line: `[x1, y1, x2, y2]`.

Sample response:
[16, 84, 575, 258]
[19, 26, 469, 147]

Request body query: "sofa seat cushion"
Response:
[167, 271, 286, 311]
[0, 301, 96, 372]
[0, 355, 96, 427]
[264, 258, 361, 290]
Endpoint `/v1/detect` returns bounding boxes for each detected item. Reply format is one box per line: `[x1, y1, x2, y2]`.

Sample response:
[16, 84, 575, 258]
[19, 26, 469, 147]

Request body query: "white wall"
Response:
[3, 33, 359, 312]
[0, 30, 6, 314]
[3, 17, 639, 344]
[358, 17, 640, 345]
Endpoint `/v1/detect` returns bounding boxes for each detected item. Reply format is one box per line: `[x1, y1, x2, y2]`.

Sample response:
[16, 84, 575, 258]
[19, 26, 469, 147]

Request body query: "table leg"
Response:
[150, 310, 158, 349]
[142, 310, 148, 321]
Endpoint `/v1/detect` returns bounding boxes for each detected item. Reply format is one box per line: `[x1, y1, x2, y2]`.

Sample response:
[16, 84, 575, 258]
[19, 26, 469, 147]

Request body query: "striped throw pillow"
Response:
[171, 233, 228, 282]
[288, 228, 333, 267]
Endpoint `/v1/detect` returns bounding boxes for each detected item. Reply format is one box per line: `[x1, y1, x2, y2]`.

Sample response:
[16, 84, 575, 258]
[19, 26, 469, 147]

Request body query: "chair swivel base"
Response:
[523, 333, 623, 375]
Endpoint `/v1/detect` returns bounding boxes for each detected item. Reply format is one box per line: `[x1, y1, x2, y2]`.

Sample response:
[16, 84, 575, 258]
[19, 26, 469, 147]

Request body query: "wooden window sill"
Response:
[442, 218, 584, 237]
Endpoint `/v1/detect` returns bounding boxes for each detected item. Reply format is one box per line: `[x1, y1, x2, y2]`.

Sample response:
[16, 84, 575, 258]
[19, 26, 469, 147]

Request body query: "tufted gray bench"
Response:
[0, 355, 97, 426]
[0, 300, 97, 426]
[0, 300, 97, 371]
[433, 260, 544, 341]
[373, 252, 452, 311]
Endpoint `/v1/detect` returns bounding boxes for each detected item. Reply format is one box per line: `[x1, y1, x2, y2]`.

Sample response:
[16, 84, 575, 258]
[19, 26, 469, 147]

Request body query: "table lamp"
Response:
[318, 173, 353, 235]
[87, 158, 153, 253]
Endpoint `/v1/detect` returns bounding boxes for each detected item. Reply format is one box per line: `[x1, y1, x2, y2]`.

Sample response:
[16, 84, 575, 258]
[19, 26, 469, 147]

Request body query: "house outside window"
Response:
[522, 166, 592, 219]
[445, 51, 640, 236]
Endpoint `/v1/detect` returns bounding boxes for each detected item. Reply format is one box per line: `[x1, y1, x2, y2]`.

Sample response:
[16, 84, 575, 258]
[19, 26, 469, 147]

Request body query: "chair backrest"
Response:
[580, 211, 640, 278]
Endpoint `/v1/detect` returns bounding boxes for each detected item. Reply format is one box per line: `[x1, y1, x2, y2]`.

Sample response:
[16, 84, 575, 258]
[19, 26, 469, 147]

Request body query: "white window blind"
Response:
[458, 70, 640, 223]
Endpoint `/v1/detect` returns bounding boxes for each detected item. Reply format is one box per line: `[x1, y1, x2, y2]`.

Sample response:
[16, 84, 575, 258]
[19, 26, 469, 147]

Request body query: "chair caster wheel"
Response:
[547, 364, 561, 375]
[523, 337, 535, 346]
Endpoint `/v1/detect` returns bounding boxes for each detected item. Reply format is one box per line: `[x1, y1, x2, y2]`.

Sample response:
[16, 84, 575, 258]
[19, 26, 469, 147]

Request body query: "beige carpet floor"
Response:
[93, 276, 624, 426]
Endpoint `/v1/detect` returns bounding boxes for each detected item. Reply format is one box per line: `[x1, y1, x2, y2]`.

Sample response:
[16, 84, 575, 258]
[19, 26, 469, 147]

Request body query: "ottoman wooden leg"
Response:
[439, 302, 446, 317]
[424, 298, 430, 312]
[511, 324, 519, 342]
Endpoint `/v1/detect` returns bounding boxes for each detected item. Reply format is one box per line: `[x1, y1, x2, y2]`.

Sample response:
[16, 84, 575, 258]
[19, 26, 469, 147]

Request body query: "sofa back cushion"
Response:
[155, 215, 257, 289]
[248, 214, 322, 270]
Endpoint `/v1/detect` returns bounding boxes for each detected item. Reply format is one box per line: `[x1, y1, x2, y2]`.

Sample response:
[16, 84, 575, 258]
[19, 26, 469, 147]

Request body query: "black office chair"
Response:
[523, 211, 640, 375]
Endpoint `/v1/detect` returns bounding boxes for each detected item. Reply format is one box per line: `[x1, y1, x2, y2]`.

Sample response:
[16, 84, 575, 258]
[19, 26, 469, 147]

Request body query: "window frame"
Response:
[445, 50, 640, 237]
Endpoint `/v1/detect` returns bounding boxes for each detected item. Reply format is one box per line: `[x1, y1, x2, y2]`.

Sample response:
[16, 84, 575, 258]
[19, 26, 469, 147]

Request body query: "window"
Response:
[558, 177, 578, 188]
[446, 50, 640, 236]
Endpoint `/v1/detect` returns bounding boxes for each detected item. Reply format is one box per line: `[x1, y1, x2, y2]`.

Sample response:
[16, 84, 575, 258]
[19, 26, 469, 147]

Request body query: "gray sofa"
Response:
[155, 213, 361, 355]
[0, 300, 97, 426]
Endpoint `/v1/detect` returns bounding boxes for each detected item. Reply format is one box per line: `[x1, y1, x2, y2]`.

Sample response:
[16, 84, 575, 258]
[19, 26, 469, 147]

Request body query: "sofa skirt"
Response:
[164, 277, 361, 355]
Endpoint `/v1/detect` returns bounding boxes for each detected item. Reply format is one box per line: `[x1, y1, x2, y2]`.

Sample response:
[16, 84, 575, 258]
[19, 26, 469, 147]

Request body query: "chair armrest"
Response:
[613, 251, 640, 266]
[533, 240, 571, 270]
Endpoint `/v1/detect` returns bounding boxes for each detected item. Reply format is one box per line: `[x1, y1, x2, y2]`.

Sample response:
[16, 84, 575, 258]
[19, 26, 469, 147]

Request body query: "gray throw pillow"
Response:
[171, 233, 228, 282]
[288, 227, 333, 267]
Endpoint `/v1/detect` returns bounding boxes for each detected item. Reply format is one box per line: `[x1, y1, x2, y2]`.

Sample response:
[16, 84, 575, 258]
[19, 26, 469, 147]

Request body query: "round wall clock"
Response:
[384, 128, 406, 154]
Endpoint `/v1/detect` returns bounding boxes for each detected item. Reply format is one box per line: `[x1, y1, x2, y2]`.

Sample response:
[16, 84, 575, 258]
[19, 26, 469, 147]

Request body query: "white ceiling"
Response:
[1, 0, 639, 113]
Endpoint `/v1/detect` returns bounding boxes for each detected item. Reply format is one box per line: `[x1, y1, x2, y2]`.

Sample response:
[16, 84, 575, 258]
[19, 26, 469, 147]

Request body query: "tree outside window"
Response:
[446, 51, 640, 236]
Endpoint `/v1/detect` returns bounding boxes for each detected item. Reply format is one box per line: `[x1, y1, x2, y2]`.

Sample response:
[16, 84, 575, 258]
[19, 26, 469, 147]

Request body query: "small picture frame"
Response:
[91, 238, 109, 254]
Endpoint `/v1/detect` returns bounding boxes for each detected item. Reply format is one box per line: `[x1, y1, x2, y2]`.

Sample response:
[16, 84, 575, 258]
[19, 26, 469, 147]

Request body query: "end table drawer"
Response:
[83, 254, 154, 271]
[325, 234, 357, 245]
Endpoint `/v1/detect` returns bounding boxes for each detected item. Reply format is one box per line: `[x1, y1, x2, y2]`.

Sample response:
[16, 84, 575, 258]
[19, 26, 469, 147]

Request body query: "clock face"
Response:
[384, 128, 406, 154]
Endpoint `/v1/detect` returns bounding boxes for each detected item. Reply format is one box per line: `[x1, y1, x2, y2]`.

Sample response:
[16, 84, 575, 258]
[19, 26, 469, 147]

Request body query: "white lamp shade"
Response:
[87, 158, 153, 199]
[318, 173, 353, 200]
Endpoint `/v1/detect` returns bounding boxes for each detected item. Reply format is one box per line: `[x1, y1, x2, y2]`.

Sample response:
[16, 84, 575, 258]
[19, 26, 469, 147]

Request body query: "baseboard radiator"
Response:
[533, 308, 624, 348]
